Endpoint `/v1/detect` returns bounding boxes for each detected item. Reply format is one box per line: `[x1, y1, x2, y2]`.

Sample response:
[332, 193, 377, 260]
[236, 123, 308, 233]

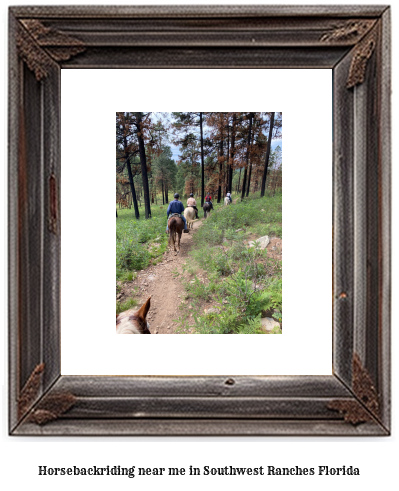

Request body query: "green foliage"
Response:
[183, 193, 282, 334]
[238, 317, 264, 334]
[194, 192, 282, 247]
[116, 297, 138, 315]
[268, 325, 283, 334]
[116, 206, 168, 280]
[152, 146, 177, 192]
[116, 192, 282, 335]
[175, 165, 186, 198]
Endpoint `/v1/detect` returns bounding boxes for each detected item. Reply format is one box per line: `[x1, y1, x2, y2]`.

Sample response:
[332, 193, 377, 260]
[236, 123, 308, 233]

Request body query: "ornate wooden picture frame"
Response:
[8, 5, 391, 436]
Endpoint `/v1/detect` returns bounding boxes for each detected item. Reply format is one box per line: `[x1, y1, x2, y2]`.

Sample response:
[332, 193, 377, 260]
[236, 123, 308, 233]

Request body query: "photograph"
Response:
[116, 112, 282, 334]
[5, 0, 391, 441]
[2, 0, 398, 489]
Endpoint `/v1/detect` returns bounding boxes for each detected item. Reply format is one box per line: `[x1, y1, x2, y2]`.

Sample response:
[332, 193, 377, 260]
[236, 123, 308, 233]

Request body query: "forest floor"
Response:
[117, 193, 283, 334]
[116, 215, 283, 334]
[116, 218, 204, 333]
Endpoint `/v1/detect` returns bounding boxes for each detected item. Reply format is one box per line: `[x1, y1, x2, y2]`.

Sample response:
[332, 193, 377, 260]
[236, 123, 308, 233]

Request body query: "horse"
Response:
[168, 214, 184, 253]
[116, 296, 151, 334]
[224, 197, 231, 206]
[184, 206, 196, 229]
[203, 202, 212, 218]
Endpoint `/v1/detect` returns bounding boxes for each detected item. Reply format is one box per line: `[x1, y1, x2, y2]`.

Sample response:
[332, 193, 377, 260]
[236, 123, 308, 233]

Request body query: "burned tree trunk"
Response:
[241, 113, 253, 200]
[200, 112, 205, 207]
[260, 112, 275, 198]
[136, 112, 151, 218]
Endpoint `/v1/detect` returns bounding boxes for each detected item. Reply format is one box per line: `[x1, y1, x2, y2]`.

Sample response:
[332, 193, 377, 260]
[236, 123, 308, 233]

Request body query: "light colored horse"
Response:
[224, 197, 231, 206]
[184, 207, 196, 229]
[116, 296, 151, 334]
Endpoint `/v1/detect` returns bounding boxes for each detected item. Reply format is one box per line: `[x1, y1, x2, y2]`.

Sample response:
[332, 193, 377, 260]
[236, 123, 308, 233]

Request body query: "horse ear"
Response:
[137, 296, 151, 320]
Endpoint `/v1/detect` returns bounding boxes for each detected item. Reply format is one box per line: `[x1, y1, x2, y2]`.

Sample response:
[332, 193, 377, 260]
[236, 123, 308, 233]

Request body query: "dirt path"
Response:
[118, 219, 203, 334]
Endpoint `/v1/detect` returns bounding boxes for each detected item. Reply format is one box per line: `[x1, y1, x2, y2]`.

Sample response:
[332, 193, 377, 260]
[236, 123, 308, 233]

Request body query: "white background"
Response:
[1, 1, 397, 491]
[61, 68, 332, 376]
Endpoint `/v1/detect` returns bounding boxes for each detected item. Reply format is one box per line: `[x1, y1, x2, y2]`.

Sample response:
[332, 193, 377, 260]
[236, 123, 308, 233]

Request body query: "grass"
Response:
[116, 297, 138, 315]
[193, 192, 282, 247]
[179, 191, 283, 334]
[116, 191, 283, 333]
[116, 204, 169, 281]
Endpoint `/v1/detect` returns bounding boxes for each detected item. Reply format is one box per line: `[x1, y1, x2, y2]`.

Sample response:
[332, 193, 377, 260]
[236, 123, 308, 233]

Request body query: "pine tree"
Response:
[116, 112, 140, 219]
[241, 113, 253, 200]
[171, 112, 209, 206]
[153, 146, 177, 205]
[135, 112, 152, 219]
[260, 112, 275, 197]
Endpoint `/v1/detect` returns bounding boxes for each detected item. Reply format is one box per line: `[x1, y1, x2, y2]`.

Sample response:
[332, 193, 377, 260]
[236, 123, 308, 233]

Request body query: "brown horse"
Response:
[203, 202, 212, 218]
[168, 215, 184, 253]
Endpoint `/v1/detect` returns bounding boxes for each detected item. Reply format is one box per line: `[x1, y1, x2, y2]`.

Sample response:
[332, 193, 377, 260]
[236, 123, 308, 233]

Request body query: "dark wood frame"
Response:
[9, 5, 391, 436]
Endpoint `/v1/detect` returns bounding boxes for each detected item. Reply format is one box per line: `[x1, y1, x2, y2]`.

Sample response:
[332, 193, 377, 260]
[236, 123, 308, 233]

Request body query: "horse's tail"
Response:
[168, 218, 176, 247]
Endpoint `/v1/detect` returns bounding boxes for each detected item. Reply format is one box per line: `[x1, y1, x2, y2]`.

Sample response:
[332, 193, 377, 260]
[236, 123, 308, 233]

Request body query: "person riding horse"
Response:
[226, 191, 232, 203]
[187, 193, 199, 219]
[166, 193, 189, 234]
[205, 192, 214, 211]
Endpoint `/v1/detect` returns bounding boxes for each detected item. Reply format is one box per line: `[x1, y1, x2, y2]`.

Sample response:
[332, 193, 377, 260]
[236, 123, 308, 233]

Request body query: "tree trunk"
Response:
[260, 112, 275, 197]
[237, 167, 242, 192]
[162, 180, 165, 205]
[136, 113, 151, 218]
[217, 122, 224, 203]
[225, 122, 230, 195]
[246, 119, 255, 197]
[228, 114, 236, 193]
[122, 131, 140, 219]
[165, 183, 168, 203]
[200, 112, 205, 207]
[241, 113, 253, 200]
[126, 160, 140, 219]
[246, 163, 253, 197]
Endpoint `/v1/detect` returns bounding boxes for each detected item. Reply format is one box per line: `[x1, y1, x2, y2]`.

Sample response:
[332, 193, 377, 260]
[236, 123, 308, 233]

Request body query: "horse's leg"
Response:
[169, 222, 174, 251]
[177, 232, 181, 253]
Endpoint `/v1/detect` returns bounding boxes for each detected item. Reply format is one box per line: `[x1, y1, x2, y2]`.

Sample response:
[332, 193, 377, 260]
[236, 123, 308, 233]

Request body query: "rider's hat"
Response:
[174, 193, 179, 199]
[190, 193, 194, 197]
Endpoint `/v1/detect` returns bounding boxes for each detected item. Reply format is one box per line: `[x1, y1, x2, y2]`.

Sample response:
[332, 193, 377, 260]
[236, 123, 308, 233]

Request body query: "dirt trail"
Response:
[118, 219, 203, 334]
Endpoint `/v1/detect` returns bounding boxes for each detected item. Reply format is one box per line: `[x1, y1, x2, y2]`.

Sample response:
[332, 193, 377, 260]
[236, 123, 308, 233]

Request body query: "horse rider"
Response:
[166, 193, 189, 233]
[226, 191, 232, 203]
[187, 193, 199, 219]
[205, 192, 214, 211]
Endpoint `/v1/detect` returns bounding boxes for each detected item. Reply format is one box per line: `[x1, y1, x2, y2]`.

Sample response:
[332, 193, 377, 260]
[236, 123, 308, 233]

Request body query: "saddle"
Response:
[169, 213, 181, 219]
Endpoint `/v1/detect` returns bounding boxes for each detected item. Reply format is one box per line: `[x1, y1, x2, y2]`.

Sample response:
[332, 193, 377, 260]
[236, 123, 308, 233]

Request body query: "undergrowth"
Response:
[177, 192, 283, 334]
[116, 205, 169, 280]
